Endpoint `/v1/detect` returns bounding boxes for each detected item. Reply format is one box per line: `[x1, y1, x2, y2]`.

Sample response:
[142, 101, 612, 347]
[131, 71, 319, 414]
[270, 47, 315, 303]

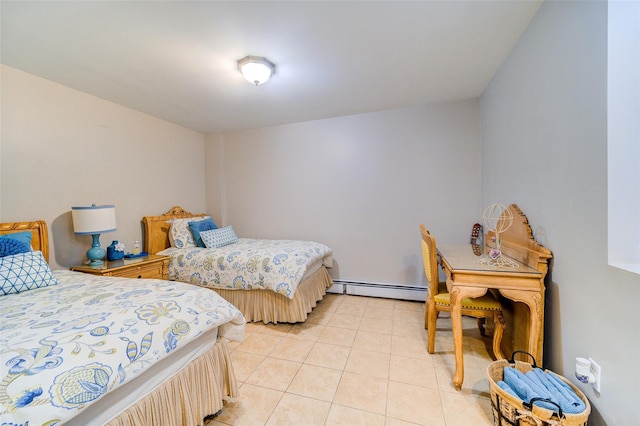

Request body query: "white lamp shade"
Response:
[72, 205, 117, 234]
[238, 56, 275, 86]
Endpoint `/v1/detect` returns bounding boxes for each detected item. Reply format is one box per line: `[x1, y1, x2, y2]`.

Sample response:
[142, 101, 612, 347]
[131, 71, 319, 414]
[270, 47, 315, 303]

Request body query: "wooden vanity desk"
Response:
[437, 204, 552, 391]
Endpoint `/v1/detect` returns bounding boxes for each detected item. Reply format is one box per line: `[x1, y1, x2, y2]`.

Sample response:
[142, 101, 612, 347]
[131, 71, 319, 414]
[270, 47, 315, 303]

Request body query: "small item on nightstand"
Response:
[107, 240, 125, 261]
[124, 251, 148, 259]
[133, 240, 141, 255]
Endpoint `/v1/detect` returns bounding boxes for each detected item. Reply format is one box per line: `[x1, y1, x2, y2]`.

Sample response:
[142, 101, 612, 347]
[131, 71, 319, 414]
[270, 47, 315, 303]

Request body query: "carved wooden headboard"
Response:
[0, 220, 50, 263]
[142, 206, 207, 255]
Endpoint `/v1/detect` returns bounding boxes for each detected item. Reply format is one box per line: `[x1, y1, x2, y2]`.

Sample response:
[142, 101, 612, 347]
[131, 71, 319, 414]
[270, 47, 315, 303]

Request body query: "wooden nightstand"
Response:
[71, 254, 170, 280]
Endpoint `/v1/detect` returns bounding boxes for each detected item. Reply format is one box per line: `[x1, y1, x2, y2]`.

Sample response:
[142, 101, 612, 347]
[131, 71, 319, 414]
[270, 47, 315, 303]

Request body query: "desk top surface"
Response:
[438, 244, 540, 275]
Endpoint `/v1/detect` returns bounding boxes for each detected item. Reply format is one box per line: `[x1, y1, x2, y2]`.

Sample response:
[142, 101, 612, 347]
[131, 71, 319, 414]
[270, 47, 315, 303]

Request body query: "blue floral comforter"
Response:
[159, 238, 333, 299]
[0, 270, 245, 425]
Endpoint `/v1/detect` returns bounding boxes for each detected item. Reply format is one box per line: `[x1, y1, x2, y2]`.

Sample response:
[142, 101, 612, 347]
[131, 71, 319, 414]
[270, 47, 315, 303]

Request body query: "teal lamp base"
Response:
[87, 234, 105, 266]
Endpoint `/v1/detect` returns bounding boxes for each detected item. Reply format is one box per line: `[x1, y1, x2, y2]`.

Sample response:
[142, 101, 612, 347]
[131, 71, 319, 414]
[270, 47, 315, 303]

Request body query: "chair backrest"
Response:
[420, 224, 440, 296]
[470, 223, 482, 244]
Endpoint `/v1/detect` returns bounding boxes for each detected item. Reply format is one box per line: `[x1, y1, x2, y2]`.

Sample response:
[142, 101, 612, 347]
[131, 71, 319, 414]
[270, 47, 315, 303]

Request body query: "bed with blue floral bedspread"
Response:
[0, 220, 245, 426]
[144, 207, 335, 324]
[159, 238, 333, 298]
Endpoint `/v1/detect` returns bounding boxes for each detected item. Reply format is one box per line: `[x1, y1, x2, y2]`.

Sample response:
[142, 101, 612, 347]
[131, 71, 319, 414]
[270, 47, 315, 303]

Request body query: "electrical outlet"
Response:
[589, 358, 601, 393]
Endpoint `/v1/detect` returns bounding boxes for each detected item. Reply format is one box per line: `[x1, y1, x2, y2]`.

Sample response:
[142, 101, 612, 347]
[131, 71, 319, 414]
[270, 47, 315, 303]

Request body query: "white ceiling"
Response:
[1, 1, 542, 134]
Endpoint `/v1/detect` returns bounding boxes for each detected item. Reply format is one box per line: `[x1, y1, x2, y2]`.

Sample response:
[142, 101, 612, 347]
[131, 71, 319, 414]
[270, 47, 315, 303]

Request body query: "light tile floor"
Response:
[207, 294, 497, 426]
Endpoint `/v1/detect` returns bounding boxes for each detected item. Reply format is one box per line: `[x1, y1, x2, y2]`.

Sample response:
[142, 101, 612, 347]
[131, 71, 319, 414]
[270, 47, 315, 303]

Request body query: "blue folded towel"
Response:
[526, 368, 547, 389]
[500, 367, 586, 415]
[498, 380, 520, 398]
[531, 369, 586, 414]
[503, 367, 529, 399]
[503, 367, 558, 412]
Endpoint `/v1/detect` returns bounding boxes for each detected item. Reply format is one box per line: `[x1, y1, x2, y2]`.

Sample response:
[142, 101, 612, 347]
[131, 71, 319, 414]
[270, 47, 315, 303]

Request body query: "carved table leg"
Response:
[449, 284, 490, 391]
[450, 286, 465, 391]
[499, 288, 544, 363]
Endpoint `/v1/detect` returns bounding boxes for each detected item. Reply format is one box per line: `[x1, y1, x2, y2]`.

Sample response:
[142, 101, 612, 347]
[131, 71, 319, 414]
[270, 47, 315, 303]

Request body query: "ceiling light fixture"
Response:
[237, 55, 275, 86]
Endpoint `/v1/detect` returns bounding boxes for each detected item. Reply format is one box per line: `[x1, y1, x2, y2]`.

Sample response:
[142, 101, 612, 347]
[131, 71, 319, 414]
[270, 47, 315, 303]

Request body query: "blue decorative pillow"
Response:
[0, 231, 32, 247]
[0, 251, 59, 296]
[188, 218, 218, 248]
[201, 226, 238, 248]
[0, 238, 31, 257]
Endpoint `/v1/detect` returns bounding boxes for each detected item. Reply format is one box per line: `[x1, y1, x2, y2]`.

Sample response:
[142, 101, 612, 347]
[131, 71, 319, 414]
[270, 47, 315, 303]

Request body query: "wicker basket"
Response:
[487, 352, 591, 426]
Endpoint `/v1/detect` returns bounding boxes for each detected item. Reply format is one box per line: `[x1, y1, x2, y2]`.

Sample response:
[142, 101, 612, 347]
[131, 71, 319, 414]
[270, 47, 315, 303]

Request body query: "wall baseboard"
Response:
[328, 279, 427, 302]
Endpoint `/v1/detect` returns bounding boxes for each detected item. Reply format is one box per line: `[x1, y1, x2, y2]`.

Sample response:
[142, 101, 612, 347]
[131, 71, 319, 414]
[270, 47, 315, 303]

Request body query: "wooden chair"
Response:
[420, 224, 505, 359]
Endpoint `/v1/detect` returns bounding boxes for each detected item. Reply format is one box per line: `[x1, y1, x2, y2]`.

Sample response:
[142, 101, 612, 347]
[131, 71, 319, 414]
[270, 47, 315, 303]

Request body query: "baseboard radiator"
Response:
[328, 279, 427, 302]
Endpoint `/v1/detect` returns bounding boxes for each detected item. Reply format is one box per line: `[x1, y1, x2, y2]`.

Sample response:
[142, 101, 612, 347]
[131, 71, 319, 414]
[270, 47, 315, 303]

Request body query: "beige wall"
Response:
[1, 63, 483, 288]
[204, 132, 225, 226]
[481, 2, 639, 424]
[1, 65, 207, 269]
[207, 100, 483, 288]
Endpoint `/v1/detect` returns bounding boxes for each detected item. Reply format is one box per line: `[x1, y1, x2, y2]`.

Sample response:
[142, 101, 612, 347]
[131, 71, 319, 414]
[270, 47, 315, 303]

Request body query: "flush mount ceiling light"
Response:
[237, 55, 275, 86]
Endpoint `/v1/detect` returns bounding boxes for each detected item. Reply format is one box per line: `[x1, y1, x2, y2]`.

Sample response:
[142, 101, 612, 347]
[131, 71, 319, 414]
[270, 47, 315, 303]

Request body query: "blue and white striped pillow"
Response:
[0, 250, 59, 296]
[201, 226, 239, 248]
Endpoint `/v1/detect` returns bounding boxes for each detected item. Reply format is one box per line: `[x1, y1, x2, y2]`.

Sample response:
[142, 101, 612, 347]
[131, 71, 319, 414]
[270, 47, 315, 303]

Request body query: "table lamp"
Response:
[72, 204, 116, 266]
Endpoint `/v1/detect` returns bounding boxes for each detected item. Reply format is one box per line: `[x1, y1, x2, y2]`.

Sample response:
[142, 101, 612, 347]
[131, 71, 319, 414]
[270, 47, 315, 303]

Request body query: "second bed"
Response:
[143, 206, 334, 324]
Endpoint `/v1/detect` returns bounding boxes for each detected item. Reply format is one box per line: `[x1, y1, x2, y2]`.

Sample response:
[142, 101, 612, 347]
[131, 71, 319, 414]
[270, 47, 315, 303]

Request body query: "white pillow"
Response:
[0, 251, 59, 296]
[201, 226, 239, 248]
[168, 216, 210, 248]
